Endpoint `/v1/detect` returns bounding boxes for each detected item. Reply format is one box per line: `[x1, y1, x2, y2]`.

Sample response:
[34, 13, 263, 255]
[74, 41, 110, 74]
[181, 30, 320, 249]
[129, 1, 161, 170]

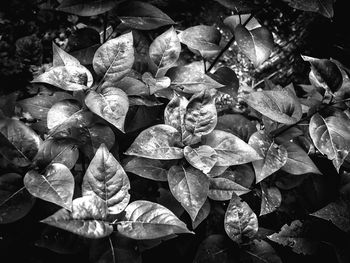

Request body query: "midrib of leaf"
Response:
[245, 250, 269, 263]
[41, 173, 69, 207]
[317, 0, 331, 18]
[97, 45, 123, 87]
[0, 132, 30, 163]
[47, 144, 76, 167]
[155, 35, 172, 77]
[0, 186, 25, 207]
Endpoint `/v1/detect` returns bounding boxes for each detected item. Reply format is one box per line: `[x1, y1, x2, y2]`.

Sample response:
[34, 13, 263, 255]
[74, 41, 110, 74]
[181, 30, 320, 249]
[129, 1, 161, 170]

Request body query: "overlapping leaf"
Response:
[184, 145, 217, 174]
[260, 183, 282, 216]
[284, 0, 335, 18]
[192, 199, 211, 229]
[142, 72, 171, 94]
[164, 93, 188, 135]
[208, 175, 250, 201]
[57, 0, 118, 16]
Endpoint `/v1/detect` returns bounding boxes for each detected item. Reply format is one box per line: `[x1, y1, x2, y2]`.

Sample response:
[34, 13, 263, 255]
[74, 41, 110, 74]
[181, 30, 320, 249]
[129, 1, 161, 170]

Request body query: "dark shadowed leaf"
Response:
[85, 87, 129, 132]
[192, 199, 211, 229]
[125, 124, 183, 160]
[248, 131, 287, 183]
[184, 145, 217, 174]
[164, 93, 188, 135]
[284, 0, 334, 18]
[214, 0, 260, 12]
[142, 72, 171, 94]
[234, 24, 274, 67]
[260, 183, 282, 216]
[243, 89, 302, 124]
[115, 76, 149, 96]
[82, 144, 130, 215]
[41, 196, 113, 239]
[0, 118, 42, 167]
[93, 32, 134, 86]
[243, 239, 282, 263]
[157, 187, 185, 218]
[116, 200, 192, 239]
[70, 44, 100, 65]
[0, 173, 35, 224]
[57, 0, 118, 16]
[221, 164, 255, 188]
[168, 165, 210, 221]
[149, 27, 181, 77]
[208, 175, 250, 201]
[224, 193, 258, 243]
[117, 1, 175, 30]
[24, 163, 74, 210]
[202, 130, 262, 166]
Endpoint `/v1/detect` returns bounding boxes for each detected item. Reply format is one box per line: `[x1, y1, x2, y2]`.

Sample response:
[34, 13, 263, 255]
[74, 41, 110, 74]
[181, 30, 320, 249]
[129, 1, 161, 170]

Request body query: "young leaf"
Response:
[41, 196, 113, 239]
[192, 198, 211, 229]
[248, 131, 287, 183]
[116, 200, 192, 239]
[208, 176, 250, 201]
[85, 87, 129, 132]
[149, 27, 181, 77]
[168, 165, 210, 221]
[184, 145, 217, 174]
[0, 173, 35, 224]
[178, 25, 221, 59]
[243, 239, 282, 263]
[82, 144, 130, 215]
[24, 163, 74, 210]
[0, 118, 42, 167]
[117, 1, 175, 30]
[234, 24, 274, 67]
[284, 0, 334, 19]
[243, 89, 302, 124]
[260, 183, 282, 216]
[57, 0, 118, 16]
[202, 130, 262, 166]
[164, 93, 188, 135]
[93, 32, 134, 86]
[224, 193, 258, 243]
[309, 112, 350, 172]
[125, 124, 184, 160]
[142, 72, 171, 94]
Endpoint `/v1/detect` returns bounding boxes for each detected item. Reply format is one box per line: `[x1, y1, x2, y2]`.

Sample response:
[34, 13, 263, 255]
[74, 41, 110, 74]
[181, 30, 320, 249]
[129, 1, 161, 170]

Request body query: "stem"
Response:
[203, 59, 207, 72]
[103, 13, 108, 43]
[109, 237, 116, 263]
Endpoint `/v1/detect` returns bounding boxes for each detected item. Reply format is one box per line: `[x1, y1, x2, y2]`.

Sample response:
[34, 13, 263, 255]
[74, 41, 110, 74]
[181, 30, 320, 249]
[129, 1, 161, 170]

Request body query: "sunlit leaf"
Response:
[57, 0, 118, 17]
[184, 145, 217, 174]
[208, 175, 250, 201]
[260, 183, 282, 216]
[164, 93, 188, 135]
[192, 199, 211, 229]
[142, 72, 171, 94]
[224, 14, 261, 32]
[47, 99, 81, 130]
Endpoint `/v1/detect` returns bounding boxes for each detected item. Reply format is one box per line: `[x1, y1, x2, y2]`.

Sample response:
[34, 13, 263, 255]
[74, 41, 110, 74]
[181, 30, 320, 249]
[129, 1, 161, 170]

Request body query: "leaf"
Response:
[167, 63, 224, 94]
[202, 130, 262, 166]
[309, 112, 350, 172]
[243, 89, 302, 124]
[192, 199, 211, 229]
[70, 44, 100, 65]
[221, 164, 255, 188]
[284, 0, 335, 18]
[41, 196, 113, 239]
[117, 1, 175, 30]
[208, 175, 250, 201]
[24, 163, 74, 210]
[93, 32, 134, 86]
[268, 220, 319, 255]
[260, 183, 282, 216]
[32, 66, 89, 91]
[168, 165, 210, 221]
[125, 124, 184, 160]
[0, 118, 42, 167]
[248, 131, 287, 183]
[85, 87, 129, 132]
[142, 72, 171, 94]
[244, 239, 282, 263]
[82, 144, 130, 215]
[114, 76, 149, 96]
[214, 0, 260, 13]
[280, 141, 321, 175]
[47, 99, 82, 130]
[164, 93, 188, 135]
[224, 193, 258, 243]
[0, 173, 35, 224]
[149, 27, 181, 77]
[184, 145, 217, 174]
[116, 200, 192, 239]
[57, 0, 118, 16]
[124, 157, 174, 182]
[216, 114, 257, 142]
[311, 199, 350, 232]
[224, 14, 261, 32]
[178, 25, 221, 59]
[234, 24, 274, 67]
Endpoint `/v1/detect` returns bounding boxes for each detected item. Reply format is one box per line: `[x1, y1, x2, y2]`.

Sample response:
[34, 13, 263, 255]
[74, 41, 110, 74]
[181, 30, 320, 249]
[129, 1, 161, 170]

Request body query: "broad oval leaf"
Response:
[192, 198, 211, 229]
[57, 0, 118, 16]
[85, 87, 129, 132]
[82, 144, 130, 215]
[208, 176, 250, 201]
[0, 173, 35, 224]
[224, 193, 258, 243]
[184, 145, 217, 174]
[117, 1, 175, 30]
[142, 72, 171, 94]
[116, 200, 192, 239]
[234, 24, 274, 67]
[125, 124, 184, 160]
[178, 25, 221, 59]
[260, 183, 282, 216]
[164, 93, 188, 134]
[41, 196, 113, 239]
[93, 32, 134, 86]
[202, 130, 262, 166]
[284, 0, 335, 18]
[243, 89, 302, 124]
[0, 118, 42, 167]
[309, 112, 350, 172]
[149, 27, 181, 77]
[248, 131, 287, 183]
[24, 163, 74, 210]
[168, 165, 210, 221]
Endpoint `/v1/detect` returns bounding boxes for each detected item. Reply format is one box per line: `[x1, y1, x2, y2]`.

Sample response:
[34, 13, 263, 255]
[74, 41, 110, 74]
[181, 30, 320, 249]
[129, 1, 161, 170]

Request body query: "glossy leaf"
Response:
[260, 183, 282, 216]
[284, 0, 335, 18]
[202, 130, 262, 166]
[85, 87, 129, 132]
[57, 0, 118, 16]
[168, 165, 210, 221]
[244, 239, 282, 263]
[41, 196, 113, 239]
[235, 24, 274, 67]
[125, 124, 183, 160]
[224, 193, 258, 243]
[0, 173, 35, 224]
[149, 27, 181, 77]
[142, 72, 171, 94]
[82, 144, 130, 214]
[93, 32, 134, 86]
[116, 200, 192, 239]
[221, 164, 255, 188]
[208, 175, 250, 201]
[249, 131, 287, 183]
[243, 89, 302, 124]
[47, 99, 81, 130]
[115, 76, 149, 96]
[184, 145, 217, 174]
[224, 14, 261, 32]
[192, 199, 211, 229]
[164, 93, 188, 135]
[24, 163, 74, 210]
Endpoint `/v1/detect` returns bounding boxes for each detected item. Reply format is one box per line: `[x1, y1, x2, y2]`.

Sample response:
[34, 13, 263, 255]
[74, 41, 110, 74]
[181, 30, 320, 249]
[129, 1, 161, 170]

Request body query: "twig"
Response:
[108, 237, 116, 263]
